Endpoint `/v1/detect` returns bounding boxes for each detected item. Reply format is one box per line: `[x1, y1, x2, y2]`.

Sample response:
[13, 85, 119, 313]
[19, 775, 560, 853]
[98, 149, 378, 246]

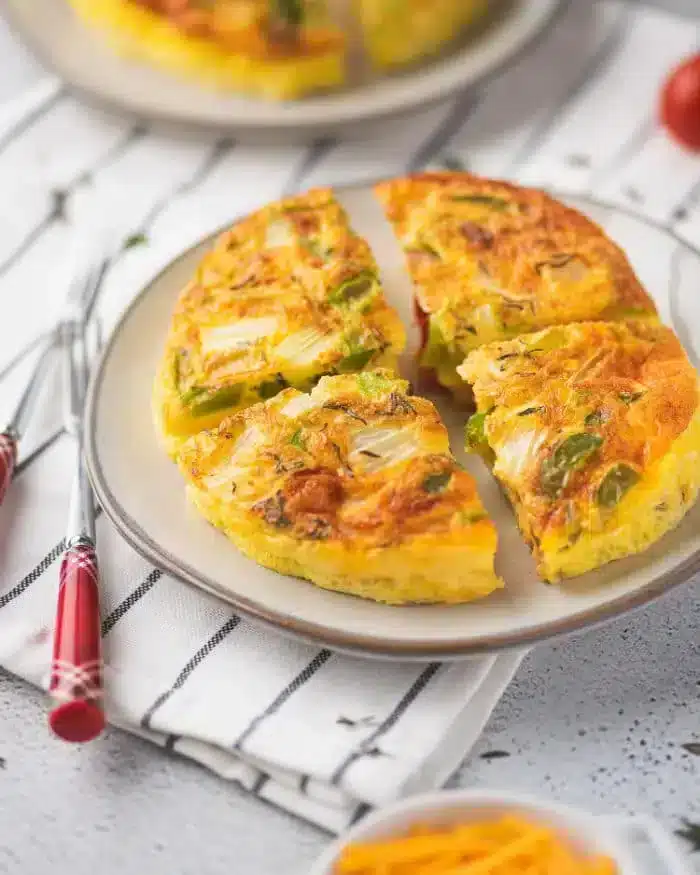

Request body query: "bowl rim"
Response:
[307, 788, 645, 875]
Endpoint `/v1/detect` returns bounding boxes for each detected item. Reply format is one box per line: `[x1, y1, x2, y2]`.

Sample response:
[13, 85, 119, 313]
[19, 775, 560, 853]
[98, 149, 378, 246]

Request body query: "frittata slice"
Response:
[177, 370, 501, 604]
[357, 0, 489, 69]
[153, 188, 405, 455]
[67, 0, 345, 99]
[376, 173, 657, 399]
[458, 321, 700, 582]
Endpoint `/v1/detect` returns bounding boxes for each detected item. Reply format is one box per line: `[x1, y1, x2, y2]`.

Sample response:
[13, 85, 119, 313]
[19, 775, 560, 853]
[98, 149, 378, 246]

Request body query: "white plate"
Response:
[4, 0, 560, 137]
[85, 184, 700, 659]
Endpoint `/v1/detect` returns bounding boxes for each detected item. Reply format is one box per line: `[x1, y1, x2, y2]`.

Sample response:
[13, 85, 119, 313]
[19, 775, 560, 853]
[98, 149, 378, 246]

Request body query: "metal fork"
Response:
[0, 337, 58, 505]
[47, 257, 109, 743]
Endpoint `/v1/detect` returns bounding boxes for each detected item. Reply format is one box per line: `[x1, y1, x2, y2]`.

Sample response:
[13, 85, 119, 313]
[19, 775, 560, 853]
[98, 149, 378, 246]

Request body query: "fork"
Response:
[48, 257, 109, 743]
[0, 336, 57, 505]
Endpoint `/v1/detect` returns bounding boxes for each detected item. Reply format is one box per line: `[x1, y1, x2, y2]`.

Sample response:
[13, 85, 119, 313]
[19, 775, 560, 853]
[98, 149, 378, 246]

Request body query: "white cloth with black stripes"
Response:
[0, 306, 523, 834]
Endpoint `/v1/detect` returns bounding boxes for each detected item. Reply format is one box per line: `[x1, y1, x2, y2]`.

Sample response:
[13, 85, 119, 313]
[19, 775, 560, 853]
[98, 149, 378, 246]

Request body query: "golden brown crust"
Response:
[459, 321, 699, 551]
[177, 370, 492, 550]
[155, 187, 405, 447]
[130, 0, 344, 59]
[376, 173, 658, 391]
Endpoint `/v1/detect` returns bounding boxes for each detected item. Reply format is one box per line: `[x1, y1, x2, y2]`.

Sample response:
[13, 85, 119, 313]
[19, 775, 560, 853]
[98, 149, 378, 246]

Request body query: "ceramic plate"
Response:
[5, 0, 559, 138]
[85, 184, 700, 659]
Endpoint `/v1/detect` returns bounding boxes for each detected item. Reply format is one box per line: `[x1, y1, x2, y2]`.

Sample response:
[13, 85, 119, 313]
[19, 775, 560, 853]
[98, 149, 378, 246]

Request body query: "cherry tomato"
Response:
[411, 299, 444, 391]
[413, 296, 429, 353]
[661, 53, 700, 152]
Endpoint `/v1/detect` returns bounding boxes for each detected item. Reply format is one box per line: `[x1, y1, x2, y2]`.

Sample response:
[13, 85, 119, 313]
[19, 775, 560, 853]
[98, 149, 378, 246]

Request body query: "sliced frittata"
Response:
[376, 173, 657, 399]
[153, 188, 405, 455]
[176, 370, 501, 604]
[357, 0, 489, 69]
[458, 321, 700, 582]
[67, 0, 345, 99]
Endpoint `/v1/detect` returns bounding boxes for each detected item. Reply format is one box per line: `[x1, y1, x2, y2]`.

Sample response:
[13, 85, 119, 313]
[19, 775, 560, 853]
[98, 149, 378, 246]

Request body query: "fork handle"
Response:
[48, 539, 105, 742]
[0, 430, 17, 506]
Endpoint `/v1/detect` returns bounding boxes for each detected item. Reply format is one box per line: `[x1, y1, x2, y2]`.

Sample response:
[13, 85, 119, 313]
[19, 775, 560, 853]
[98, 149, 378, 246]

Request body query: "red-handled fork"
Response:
[48, 260, 108, 743]
[0, 338, 57, 505]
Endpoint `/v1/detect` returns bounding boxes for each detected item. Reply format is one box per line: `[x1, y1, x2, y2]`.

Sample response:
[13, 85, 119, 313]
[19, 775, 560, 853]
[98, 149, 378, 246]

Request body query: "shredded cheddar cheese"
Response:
[333, 815, 618, 874]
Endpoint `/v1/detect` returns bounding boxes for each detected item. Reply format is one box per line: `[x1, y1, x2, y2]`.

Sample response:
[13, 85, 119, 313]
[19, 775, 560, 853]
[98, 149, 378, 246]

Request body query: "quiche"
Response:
[153, 188, 405, 456]
[357, 0, 489, 69]
[67, 0, 345, 99]
[176, 370, 501, 604]
[376, 173, 657, 399]
[458, 321, 700, 582]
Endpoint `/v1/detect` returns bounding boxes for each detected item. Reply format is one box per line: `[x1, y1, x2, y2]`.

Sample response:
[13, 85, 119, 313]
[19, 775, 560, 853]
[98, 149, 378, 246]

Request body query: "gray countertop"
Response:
[1, 581, 698, 874]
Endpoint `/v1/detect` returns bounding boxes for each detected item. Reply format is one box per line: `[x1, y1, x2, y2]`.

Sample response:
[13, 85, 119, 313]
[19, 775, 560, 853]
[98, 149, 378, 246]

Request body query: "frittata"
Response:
[67, 0, 345, 99]
[458, 321, 700, 582]
[376, 173, 658, 399]
[153, 188, 405, 456]
[357, 0, 489, 69]
[176, 370, 501, 604]
[67, 0, 492, 98]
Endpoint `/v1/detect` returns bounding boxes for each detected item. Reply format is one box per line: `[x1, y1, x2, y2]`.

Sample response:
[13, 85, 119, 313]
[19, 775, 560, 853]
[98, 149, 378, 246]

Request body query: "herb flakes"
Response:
[323, 401, 367, 424]
[619, 391, 644, 405]
[253, 492, 291, 528]
[422, 471, 452, 494]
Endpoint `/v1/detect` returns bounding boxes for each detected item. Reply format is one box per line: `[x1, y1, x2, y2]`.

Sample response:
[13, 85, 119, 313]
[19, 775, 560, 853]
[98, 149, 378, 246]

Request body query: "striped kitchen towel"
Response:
[0, 188, 524, 835]
[0, 384, 523, 832]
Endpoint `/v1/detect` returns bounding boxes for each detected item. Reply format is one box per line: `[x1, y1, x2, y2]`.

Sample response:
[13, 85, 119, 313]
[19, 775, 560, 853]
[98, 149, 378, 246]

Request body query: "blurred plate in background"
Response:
[4, 0, 560, 139]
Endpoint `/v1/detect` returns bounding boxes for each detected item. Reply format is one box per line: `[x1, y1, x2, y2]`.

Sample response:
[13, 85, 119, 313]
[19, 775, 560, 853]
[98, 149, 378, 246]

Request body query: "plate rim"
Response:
[2, 0, 562, 134]
[84, 186, 700, 660]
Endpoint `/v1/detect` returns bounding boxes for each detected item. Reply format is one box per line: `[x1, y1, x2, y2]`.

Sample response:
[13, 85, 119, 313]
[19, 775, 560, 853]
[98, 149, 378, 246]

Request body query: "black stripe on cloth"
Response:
[282, 138, 336, 196]
[0, 126, 143, 279]
[670, 174, 700, 225]
[587, 117, 655, 193]
[233, 649, 333, 750]
[299, 774, 310, 795]
[0, 88, 64, 156]
[507, 7, 632, 174]
[0, 538, 65, 610]
[101, 568, 162, 636]
[80, 125, 146, 183]
[0, 508, 104, 610]
[133, 139, 234, 237]
[0, 215, 54, 278]
[406, 92, 478, 173]
[14, 428, 65, 477]
[0, 333, 50, 388]
[350, 803, 371, 826]
[140, 614, 242, 729]
[330, 663, 441, 786]
[164, 734, 180, 752]
[252, 773, 269, 795]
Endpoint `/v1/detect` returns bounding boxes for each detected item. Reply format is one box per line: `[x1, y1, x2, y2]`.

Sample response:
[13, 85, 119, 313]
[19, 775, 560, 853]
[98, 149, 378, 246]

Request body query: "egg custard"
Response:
[458, 321, 700, 582]
[153, 188, 405, 456]
[375, 173, 657, 400]
[66, 0, 345, 100]
[176, 370, 501, 604]
[357, 0, 489, 69]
